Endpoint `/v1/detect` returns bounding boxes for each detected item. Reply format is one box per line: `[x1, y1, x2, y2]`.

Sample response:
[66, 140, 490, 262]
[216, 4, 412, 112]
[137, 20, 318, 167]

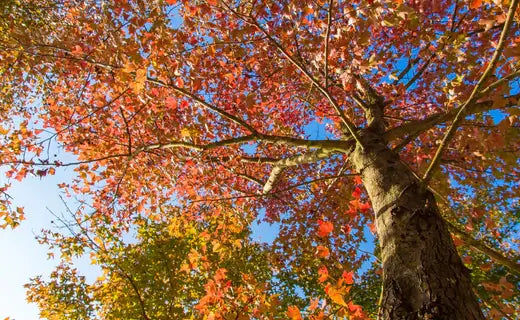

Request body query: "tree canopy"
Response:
[1, 0, 520, 318]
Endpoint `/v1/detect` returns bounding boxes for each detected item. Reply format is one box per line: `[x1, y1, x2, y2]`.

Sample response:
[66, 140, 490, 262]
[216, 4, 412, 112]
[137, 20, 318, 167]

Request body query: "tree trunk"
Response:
[350, 131, 484, 320]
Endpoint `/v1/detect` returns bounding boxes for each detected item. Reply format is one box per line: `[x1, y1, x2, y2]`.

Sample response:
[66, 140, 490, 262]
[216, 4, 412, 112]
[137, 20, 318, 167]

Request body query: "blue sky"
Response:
[0, 169, 99, 320]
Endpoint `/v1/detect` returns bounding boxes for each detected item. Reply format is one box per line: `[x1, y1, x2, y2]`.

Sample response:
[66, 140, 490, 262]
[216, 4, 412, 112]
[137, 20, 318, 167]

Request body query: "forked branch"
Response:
[262, 149, 337, 193]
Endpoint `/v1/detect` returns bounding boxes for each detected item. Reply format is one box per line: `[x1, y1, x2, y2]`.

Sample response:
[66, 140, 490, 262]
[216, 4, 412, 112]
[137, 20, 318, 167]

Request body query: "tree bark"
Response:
[350, 131, 484, 320]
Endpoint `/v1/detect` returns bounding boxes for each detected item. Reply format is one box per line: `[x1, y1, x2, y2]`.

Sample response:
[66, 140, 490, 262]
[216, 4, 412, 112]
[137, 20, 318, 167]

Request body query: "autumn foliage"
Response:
[1, 0, 520, 318]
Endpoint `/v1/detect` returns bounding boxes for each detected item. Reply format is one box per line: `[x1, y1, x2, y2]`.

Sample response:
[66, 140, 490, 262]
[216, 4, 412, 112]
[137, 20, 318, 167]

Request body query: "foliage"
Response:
[1, 0, 520, 318]
[26, 204, 356, 319]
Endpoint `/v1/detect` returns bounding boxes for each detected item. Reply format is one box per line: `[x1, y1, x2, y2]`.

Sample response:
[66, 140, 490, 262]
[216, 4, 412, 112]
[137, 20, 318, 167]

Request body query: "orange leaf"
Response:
[318, 265, 329, 283]
[347, 302, 366, 318]
[287, 305, 303, 320]
[132, 68, 147, 92]
[175, 77, 184, 88]
[317, 220, 333, 237]
[452, 236, 464, 247]
[316, 245, 330, 258]
[309, 298, 320, 311]
[214, 268, 227, 282]
[480, 263, 492, 272]
[470, 0, 482, 9]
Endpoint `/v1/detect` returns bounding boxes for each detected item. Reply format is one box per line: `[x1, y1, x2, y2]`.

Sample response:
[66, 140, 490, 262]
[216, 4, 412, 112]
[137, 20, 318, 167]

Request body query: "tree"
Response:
[1, 0, 520, 318]
[26, 203, 299, 319]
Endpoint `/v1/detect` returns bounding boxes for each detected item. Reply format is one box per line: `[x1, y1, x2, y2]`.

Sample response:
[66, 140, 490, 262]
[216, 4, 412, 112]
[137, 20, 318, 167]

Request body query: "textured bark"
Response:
[350, 131, 484, 320]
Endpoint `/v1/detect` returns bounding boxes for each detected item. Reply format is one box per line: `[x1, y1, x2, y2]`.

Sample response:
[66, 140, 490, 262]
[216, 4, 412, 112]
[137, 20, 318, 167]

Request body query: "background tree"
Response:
[1, 0, 520, 318]
[27, 203, 304, 319]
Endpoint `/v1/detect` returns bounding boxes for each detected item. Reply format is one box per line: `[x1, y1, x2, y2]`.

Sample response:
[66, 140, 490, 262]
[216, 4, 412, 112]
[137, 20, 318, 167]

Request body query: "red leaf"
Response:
[165, 96, 177, 109]
[359, 202, 371, 212]
[352, 186, 362, 199]
[317, 220, 333, 237]
[347, 302, 366, 318]
[342, 271, 354, 285]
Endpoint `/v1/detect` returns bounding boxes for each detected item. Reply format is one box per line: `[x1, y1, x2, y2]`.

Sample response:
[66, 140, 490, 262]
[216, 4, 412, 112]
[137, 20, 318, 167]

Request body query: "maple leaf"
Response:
[308, 298, 320, 311]
[325, 284, 347, 306]
[342, 271, 354, 285]
[175, 77, 184, 88]
[318, 265, 329, 283]
[214, 268, 227, 282]
[470, 0, 483, 9]
[165, 96, 177, 109]
[347, 302, 366, 318]
[317, 220, 333, 237]
[452, 236, 465, 247]
[287, 305, 303, 320]
[70, 45, 83, 56]
[131, 68, 147, 92]
[352, 186, 362, 199]
[316, 245, 330, 258]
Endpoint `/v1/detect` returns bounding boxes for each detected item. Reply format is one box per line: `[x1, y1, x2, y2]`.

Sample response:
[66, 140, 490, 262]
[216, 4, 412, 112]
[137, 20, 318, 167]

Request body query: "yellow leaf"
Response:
[180, 128, 191, 137]
[326, 284, 347, 306]
[132, 68, 147, 92]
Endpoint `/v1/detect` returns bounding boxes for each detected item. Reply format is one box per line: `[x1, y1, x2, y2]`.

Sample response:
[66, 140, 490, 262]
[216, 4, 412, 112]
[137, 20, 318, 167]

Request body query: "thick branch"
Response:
[385, 92, 520, 143]
[430, 188, 520, 276]
[262, 149, 336, 194]
[479, 69, 520, 96]
[136, 133, 352, 156]
[423, 0, 519, 183]
[446, 221, 520, 276]
[259, 134, 352, 151]
[191, 173, 355, 203]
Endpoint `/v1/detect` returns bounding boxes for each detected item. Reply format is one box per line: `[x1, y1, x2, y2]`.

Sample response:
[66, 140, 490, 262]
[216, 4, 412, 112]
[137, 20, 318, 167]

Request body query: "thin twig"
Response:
[423, 0, 519, 183]
[324, 0, 333, 89]
[223, 5, 364, 149]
